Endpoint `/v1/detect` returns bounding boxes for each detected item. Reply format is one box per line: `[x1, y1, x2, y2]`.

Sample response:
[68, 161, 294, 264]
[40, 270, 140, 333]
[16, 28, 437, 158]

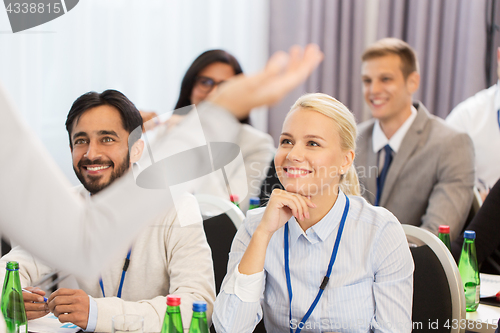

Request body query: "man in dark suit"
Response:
[355, 38, 474, 239]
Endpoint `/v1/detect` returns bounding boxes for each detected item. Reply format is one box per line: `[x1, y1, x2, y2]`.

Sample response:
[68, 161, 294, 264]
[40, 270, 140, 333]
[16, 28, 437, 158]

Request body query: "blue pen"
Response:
[22, 288, 48, 302]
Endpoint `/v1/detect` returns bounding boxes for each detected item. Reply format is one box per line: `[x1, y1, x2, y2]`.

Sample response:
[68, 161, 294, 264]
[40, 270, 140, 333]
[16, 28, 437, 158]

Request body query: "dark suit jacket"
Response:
[451, 179, 500, 272]
[355, 102, 475, 239]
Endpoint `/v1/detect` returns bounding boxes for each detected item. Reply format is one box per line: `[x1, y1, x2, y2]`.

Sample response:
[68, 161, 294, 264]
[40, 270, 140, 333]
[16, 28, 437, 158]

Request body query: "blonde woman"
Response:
[213, 93, 414, 333]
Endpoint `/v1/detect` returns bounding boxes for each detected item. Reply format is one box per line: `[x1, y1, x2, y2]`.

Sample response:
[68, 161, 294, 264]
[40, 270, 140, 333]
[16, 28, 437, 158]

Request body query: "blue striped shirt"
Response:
[214, 191, 414, 333]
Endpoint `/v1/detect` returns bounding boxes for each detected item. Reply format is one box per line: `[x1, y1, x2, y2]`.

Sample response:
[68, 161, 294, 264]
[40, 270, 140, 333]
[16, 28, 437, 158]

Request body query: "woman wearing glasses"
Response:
[172, 50, 275, 212]
[175, 50, 244, 117]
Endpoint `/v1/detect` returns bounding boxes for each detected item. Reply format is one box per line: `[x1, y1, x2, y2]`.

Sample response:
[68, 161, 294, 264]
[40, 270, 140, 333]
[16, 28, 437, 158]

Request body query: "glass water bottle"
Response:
[229, 194, 239, 208]
[188, 301, 208, 333]
[438, 225, 451, 252]
[249, 197, 260, 210]
[1, 261, 28, 333]
[458, 230, 480, 312]
[161, 295, 183, 333]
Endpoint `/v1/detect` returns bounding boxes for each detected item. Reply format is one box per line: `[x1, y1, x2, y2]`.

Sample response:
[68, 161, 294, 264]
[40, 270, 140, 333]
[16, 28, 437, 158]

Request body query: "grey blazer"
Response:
[355, 102, 475, 239]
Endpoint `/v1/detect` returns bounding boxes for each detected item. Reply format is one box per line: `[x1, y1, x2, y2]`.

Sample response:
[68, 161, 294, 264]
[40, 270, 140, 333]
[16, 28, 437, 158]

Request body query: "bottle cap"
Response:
[6, 261, 19, 271]
[438, 225, 450, 234]
[464, 230, 476, 240]
[249, 197, 260, 206]
[229, 194, 239, 203]
[166, 295, 181, 306]
[192, 301, 207, 312]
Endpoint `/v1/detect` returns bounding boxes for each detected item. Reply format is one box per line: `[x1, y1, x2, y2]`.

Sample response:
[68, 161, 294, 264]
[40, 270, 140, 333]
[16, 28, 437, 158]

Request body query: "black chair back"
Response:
[203, 214, 237, 295]
[203, 215, 267, 333]
[259, 160, 283, 204]
[411, 245, 452, 332]
[1, 237, 11, 256]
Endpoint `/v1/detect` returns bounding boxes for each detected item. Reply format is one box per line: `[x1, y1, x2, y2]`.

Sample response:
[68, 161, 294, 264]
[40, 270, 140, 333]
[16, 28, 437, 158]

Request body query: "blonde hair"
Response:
[289, 93, 360, 196]
[362, 37, 419, 79]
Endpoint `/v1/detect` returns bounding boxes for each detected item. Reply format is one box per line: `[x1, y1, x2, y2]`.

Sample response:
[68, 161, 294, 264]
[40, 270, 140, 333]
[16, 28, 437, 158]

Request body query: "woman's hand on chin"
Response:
[257, 189, 316, 237]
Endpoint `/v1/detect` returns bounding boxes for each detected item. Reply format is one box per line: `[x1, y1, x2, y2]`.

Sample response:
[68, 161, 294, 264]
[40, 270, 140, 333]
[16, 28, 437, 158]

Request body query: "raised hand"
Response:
[140, 110, 160, 132]
[209, 44, 323, 119]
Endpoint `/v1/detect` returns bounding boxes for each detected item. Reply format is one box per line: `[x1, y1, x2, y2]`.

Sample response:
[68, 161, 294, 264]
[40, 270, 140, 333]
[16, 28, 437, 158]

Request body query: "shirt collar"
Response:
[288, 190, 347, 247]
[372, 106, 417, 153]
[77, 186, 92, 201]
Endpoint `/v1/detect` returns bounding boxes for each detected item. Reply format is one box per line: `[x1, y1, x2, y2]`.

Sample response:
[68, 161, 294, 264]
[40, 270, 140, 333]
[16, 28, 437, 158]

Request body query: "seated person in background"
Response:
[356, 38, 475, 239]
[452, 179, 500, 274]
[0, 44, 322, 280]
[214, 93, 414, 332]
[446, 47, 500, 201]
[147, 50, 275, 212]
[0, 90, 215, 332]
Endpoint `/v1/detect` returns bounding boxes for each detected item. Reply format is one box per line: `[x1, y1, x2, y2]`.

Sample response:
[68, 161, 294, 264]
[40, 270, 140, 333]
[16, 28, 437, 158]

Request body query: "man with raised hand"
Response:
[355, 38, 474, 239]
[0, 44, 323, 333]
[0, 44, 323, 278]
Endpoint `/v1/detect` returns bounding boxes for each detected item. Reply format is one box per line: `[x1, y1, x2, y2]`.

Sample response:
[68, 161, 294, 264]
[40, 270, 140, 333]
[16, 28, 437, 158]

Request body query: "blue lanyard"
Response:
[99, 248, 132, 298]
[497, 109, 499, 131]
[284, 196, 350, 333]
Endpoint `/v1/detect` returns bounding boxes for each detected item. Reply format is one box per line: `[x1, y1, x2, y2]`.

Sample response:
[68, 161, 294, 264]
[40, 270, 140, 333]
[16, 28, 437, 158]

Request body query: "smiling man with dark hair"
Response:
[0, 90, 215, 332]
[65, 90, 143, 194]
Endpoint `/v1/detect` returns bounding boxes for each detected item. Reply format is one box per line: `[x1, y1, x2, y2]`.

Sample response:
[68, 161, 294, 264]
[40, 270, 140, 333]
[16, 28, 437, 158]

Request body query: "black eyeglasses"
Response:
[194, 76, 226, 93]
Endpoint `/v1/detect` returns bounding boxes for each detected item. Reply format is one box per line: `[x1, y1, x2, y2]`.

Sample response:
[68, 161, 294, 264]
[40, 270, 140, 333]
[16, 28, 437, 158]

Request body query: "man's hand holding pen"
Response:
[22, 287, 49, 320]
[47, 288, 89, 330]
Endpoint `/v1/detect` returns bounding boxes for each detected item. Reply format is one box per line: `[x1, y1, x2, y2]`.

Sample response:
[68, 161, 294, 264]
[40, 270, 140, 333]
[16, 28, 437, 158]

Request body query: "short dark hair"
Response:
[174, 49, 250, 124]
[65, 90, 143, 148]
[362, 38, 419, 79]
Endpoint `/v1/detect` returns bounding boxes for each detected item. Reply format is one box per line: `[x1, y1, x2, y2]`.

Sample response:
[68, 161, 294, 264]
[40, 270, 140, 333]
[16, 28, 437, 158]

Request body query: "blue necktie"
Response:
[375, 144, 393, 206]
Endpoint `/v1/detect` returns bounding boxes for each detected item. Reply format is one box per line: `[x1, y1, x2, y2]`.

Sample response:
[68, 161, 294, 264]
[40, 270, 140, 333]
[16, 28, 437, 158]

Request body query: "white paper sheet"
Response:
[28, 314, 80, 333]
[480, 273, 500, 298]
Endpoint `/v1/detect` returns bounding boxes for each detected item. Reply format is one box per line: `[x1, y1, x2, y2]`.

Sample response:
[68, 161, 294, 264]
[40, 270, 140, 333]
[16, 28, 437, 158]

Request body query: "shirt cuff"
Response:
[223, 265, 264, 302]
[83, 295, 97, 332]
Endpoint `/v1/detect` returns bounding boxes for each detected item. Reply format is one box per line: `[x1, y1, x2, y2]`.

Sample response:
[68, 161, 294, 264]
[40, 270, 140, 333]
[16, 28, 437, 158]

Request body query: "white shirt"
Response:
[446, 82, 500, 190]
[0, 190, 215, 332]
[372, 107, 417, 171]
[213, 191, 414, 333]
[0, 81, 240, 333]
[372, 106, 418, 154]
